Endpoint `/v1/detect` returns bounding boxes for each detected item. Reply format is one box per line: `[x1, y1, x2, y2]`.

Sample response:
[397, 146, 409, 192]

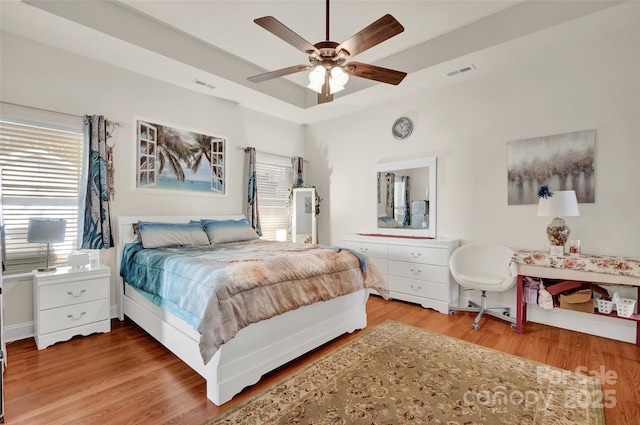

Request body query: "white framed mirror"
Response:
[372, 157, 437, 238]
[292, 188, 317, 244]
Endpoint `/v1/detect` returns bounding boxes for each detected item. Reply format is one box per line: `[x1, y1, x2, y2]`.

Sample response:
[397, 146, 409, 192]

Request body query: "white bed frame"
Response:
[116, 215, 369, 405]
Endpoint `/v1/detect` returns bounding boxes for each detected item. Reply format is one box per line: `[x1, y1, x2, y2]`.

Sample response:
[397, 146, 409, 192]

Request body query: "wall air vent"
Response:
[192, 79, 216, 90]
[446, 64, 476, 77]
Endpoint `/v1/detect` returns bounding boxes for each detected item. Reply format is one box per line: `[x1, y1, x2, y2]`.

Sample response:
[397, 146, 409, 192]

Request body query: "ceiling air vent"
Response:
[446, 64, 476, 77]
[192, 79, 216, 90]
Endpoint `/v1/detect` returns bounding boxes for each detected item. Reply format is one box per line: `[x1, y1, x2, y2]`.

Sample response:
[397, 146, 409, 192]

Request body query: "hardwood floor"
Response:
[6, 296, 640, 424]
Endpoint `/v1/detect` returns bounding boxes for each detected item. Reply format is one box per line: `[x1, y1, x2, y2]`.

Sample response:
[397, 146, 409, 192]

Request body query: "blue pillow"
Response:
[201, 218, 259, 244]
[138, 221, 210, 249]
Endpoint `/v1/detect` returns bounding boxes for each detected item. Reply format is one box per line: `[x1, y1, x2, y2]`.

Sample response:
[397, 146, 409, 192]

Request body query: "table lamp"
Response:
[536, 190, 580, 255]
[27, 218, 67, 272]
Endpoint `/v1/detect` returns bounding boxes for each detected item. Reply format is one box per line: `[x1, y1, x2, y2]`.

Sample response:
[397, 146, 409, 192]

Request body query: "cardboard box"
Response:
[560, 289, 594, 313]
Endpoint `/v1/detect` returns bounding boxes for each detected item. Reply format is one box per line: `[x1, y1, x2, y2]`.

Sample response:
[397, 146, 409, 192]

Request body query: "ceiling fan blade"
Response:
[336, 14, 404, 58]
[248, 64, 310, 83]
[254, 16, 320, 55]
[346, 62, 407, 85]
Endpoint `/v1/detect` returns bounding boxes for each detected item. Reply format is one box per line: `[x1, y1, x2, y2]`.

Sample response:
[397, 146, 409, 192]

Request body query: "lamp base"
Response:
[546, 217, 570, 256]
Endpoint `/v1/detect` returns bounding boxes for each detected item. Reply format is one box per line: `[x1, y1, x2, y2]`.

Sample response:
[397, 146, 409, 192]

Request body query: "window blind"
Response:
[0, 120, 83, 275]
[255, 160, 292, 241]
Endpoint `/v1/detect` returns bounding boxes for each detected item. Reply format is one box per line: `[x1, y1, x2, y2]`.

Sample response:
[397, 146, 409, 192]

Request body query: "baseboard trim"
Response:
[5, 321, 34, 343]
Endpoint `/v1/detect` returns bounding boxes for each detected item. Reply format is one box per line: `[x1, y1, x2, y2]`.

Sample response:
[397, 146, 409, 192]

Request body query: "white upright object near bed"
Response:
[116, 215, 369, 405]
[292, 188, 317, 244]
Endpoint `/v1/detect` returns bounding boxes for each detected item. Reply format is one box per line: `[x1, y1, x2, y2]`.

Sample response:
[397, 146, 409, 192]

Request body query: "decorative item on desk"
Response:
[569, 239, 581, 255]
[67, 252, 89, 268]
[26, 218, 67, 272]
[536, 187, 580, 256]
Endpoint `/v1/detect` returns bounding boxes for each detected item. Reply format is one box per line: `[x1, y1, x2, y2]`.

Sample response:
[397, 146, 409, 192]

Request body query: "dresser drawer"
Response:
[39, 299, 110, 335]
[369, 257, 388, 275]
[388, 245, 449, 266]
[390, 276, 449, 301]
[389, 260, 449, 284]
[343, 241, 388, 260]
[39, 279, 109, 310]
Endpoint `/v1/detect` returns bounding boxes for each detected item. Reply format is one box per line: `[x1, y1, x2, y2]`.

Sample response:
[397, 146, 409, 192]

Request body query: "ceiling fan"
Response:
[247, 0, 407, 104]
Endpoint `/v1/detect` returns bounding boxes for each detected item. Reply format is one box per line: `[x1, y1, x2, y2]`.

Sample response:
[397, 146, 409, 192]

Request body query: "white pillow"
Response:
[138, 221, 210, 249]
[201, 218, 259, 244]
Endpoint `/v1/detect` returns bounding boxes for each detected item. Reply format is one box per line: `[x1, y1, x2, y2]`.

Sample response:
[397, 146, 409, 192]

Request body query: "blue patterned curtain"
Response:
[292, 156, 304, 185]
[244, 147, 262, 236]
[401, 175, 411, 227]
[78, 115, 113, 249]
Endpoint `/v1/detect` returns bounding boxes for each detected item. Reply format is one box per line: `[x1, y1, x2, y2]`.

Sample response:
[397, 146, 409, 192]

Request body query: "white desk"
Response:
[511, 250, 640, 345]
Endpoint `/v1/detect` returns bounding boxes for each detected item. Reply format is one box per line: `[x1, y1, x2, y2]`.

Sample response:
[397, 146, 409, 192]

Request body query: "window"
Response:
[255, 154, 292, 241]
[0, 119, 83, 275]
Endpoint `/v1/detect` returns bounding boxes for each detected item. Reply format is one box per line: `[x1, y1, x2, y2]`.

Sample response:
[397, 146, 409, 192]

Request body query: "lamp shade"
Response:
[27, 218, 67, 244]
[536, 191, 580, 217]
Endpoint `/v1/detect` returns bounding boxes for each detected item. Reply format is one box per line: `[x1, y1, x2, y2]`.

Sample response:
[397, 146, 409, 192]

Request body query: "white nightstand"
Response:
[33, 264, 111, 349]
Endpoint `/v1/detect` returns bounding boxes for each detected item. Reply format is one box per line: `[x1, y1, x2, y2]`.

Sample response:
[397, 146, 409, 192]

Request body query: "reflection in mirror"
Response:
[292, 188, 317, 243]
[372, 157, 436, 237]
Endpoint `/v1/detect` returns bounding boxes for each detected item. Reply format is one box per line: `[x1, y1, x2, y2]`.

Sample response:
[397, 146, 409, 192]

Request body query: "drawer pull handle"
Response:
[67, 311, 86, 321]
[67, 289, 87, 298]
[410, 252, 422, 258]
[410, 269, 422, 275]
[410, 284, 422, 291]
[359, 247, 369, 252]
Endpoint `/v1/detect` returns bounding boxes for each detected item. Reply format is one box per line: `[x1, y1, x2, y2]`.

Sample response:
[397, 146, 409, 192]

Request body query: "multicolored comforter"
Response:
[120, 240, 388, 364]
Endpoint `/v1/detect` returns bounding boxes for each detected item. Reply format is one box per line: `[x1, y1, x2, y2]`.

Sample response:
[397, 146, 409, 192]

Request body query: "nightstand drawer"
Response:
[388, 245, 448, 266]
[39, 299, 110, 335]
[389, 260, 449, 284]
[39, 279, 109, 310]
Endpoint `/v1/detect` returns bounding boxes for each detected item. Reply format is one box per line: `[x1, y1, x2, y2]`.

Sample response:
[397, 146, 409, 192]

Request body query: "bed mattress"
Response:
[120, 239, 387, 363]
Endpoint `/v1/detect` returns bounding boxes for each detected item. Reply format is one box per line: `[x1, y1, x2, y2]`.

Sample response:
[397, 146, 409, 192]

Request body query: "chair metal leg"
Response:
[449, 290, 516, 330]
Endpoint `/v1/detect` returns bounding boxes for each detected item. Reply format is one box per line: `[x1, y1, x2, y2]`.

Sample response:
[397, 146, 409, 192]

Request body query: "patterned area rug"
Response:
[205, 320, 605, 425]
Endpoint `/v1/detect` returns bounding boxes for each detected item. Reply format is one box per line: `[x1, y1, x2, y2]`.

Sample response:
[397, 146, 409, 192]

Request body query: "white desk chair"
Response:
[448, 243, 517, 330]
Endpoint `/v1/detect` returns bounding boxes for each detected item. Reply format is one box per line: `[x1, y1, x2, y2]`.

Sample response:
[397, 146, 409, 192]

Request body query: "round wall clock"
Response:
[392, 117, 413, 140]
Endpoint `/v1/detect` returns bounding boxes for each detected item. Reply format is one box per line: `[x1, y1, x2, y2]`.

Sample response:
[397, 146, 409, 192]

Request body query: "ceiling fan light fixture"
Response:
[250, 0, 406, 104]
[307, 66, 326, 93]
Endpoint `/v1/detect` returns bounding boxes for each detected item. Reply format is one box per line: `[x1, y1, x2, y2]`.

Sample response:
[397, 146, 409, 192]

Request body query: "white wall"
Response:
[303, 25, 639, 341]
[307, 32, 640, 259]
[1, 7, 639, 339]
[0, 32, 303, 329]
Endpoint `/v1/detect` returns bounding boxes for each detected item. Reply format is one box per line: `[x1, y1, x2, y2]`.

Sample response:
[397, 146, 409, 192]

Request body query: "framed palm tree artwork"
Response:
[134, 117, 226, 195]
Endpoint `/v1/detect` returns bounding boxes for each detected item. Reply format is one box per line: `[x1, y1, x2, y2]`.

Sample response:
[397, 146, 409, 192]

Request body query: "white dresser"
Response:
[343, 234, 459, 313]
[33, 264, 111, 349]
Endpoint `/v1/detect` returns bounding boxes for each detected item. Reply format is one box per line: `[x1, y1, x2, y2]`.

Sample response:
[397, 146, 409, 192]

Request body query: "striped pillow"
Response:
[201, 218, 259, 244]
[138, 221, 210, 249]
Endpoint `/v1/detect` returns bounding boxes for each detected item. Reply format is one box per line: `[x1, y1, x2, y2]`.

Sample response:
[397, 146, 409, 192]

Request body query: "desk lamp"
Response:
[536, 190, 580, 255]
[27, 218, 67, 272]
